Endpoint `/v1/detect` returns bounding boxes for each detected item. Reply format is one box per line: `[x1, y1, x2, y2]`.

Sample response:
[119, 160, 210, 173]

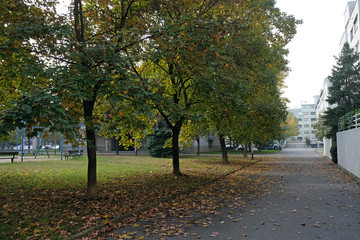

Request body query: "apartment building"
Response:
[340, 1, 360, 52]
[288, 103, 318, 142]
[315, 78, 336, 118]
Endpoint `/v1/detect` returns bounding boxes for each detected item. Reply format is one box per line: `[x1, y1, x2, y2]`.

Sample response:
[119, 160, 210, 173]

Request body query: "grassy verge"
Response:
[203, 149, 281, 155]
[0, 155, 253, 239]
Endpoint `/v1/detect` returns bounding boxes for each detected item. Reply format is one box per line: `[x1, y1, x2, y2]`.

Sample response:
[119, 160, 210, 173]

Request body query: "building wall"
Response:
[190, 136, 221, 154]
[323, 138, 332, 159]
[337, 128, 360, 178]
[316, 78, 335, 118]
[288, 103, 318, 142]
[344, 1, 360, 51]
[95, 135, 221, 154]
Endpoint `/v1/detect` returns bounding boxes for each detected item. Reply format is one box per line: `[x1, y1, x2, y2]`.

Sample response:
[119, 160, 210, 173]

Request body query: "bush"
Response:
[146, 119, 172, 158]
[330, 145, 338, 164]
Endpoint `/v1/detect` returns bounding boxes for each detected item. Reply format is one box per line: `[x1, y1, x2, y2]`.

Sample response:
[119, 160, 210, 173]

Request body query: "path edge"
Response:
[315, 150, 360, 185]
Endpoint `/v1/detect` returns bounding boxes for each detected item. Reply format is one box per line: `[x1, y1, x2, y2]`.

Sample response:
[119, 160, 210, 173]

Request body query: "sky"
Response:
[275, 0, 352, 108]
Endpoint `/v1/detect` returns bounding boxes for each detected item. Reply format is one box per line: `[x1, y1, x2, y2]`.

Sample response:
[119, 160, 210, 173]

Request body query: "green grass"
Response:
[0, 155, 173, 192]
[203, 149, 281, 155]
[0, 154, 254, 239]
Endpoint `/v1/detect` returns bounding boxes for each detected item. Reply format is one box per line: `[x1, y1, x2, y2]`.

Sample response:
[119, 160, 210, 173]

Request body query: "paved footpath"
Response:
[103, 149, 360, 240]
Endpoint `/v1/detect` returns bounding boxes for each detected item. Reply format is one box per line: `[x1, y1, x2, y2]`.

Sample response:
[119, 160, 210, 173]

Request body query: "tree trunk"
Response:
[27, 137, 31, 154]
[116, 138, 119, 155]
[243, 141, 248, 158]
[196, 136, 200, 156]
[83, 100, 97, 199]
[172, 120, 183, 175]
[219, 134, 229, 164]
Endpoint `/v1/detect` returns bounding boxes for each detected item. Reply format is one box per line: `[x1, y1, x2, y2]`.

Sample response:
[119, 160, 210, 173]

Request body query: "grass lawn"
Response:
[203, 149, 282, 155]
[0, 154, 254, 239]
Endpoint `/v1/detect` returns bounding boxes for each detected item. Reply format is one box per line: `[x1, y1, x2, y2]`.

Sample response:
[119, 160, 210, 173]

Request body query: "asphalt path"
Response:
[104, 149, 360, 240]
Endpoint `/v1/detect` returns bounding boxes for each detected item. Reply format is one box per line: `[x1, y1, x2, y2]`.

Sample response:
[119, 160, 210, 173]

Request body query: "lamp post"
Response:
[21, 128, 24, 162]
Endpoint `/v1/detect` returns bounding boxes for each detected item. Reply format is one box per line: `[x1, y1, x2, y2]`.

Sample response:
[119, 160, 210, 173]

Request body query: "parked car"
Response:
[13, 145, 33, 150]
[258, 141, 282, 150]
[235, 144, 245, 150]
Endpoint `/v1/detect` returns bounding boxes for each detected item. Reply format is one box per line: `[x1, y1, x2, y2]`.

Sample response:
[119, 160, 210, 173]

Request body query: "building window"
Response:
[354, 14, 359, 31]
[304, 124, 310, 128]
[351, 28, 354, 41]
[303, 112, 309, 115]
[303, 118, 309, 121]
[311, 118, 316, 122]
[304, 130, 310, 134]
[311, 112, 316, 115]
[298, 124, 302, 128]
[298, 118, 302, 122]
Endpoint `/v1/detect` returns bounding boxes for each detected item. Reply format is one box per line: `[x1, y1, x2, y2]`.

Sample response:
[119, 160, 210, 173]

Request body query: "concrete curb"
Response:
[65, 160, 261, 240]
[314, 150, 360, 185]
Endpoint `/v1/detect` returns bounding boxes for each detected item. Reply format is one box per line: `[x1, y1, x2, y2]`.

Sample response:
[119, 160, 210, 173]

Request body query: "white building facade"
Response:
[340, 1, 360, 52]
[316, 78, 334, 118]
[288, 103, 318, 143]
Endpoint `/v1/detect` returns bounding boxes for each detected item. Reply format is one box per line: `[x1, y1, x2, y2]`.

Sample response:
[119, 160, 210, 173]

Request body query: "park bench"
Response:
[0, 151, 19, 163]
[64, 150, 84, 159]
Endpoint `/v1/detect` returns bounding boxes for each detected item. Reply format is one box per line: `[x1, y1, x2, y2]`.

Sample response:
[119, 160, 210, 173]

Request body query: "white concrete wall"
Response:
[323, 138, 332, 159]
[337, 128, 360, 178]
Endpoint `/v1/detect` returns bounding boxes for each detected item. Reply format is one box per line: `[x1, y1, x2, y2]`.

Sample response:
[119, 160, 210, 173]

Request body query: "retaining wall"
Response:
[337, 128, 360, 178]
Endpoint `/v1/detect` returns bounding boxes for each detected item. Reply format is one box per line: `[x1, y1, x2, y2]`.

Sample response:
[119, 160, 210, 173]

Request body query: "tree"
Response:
[324, 43, 360, 162]
[140, 0, 300, 167]
[137, 0, 234, 174]
[146, 118, 172, 158]
[0, 0, 155, 198]
[313, 115, 326, 141]
[282, 111, 299, 139]
[207, 0, 299, 158]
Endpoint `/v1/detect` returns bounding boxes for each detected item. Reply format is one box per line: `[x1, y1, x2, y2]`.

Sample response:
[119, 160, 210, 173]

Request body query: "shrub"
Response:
[146, 119, 172, 158]
[330, 145, 338, 164]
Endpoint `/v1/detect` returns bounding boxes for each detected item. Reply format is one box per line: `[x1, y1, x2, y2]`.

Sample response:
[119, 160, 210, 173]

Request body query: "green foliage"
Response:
[146, 119, 172, 158]
[324, 43, 360, 140]
[282, 111, 299, 139]
[338, 109, 360, 131]
[330, 145, 338, 164]
[313, 115, 326, 141]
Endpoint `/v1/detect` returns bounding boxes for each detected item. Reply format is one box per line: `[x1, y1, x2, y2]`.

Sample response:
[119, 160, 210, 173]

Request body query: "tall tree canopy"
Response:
[0, 0, 156, 198]
[0, 0, 300, 196]
[324, 42, 360, 162]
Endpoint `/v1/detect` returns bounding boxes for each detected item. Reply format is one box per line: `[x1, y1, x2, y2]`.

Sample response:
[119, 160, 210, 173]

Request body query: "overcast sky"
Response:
[275, 0, 352, 108]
